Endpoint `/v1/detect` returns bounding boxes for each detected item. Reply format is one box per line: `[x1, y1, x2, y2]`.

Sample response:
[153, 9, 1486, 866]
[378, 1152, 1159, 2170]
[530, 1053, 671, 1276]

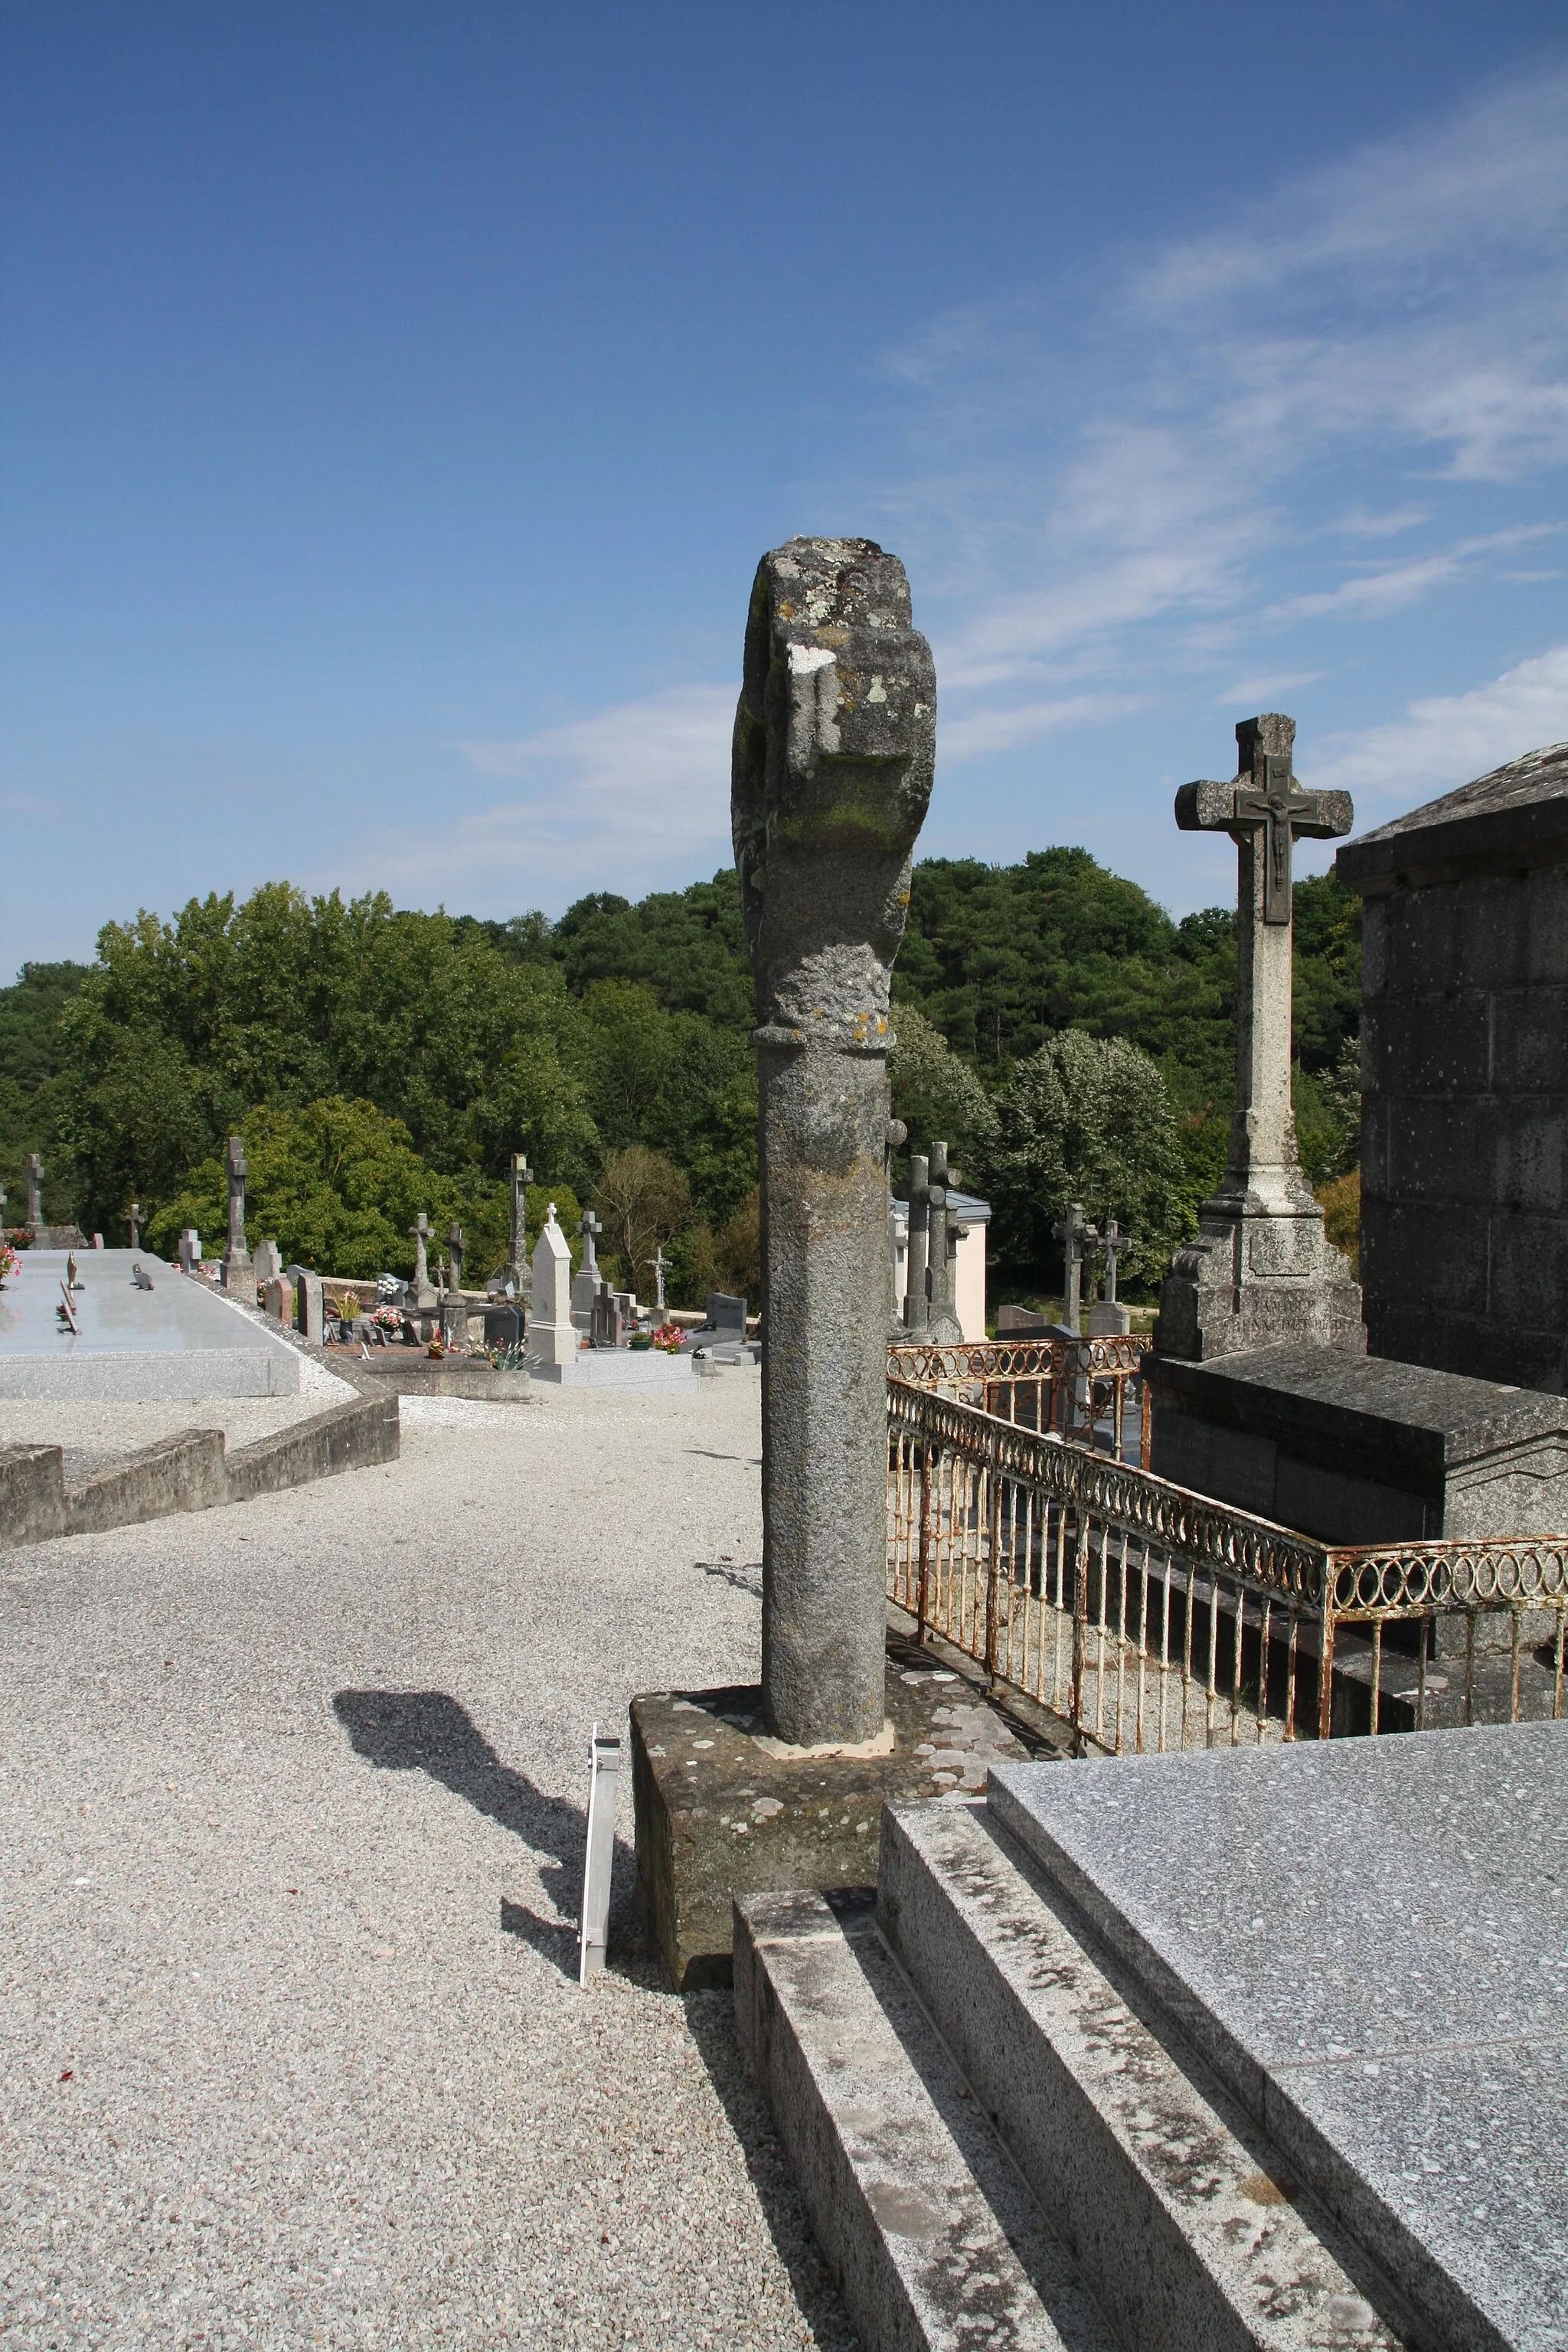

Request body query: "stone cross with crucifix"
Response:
[645, 1243, 668, 1318]
[1086, 1217, 1133, 1338]
[1053, 1200, 1098, 1335]
[1158, 714, 1364, 1360]
[26, 1154, 44, 1231]
[220, 1135, 252, 1290]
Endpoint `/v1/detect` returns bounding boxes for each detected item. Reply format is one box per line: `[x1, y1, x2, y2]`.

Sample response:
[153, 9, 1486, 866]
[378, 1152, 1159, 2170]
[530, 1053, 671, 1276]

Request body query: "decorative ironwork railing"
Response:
[885, 1376, 1568, 1753]
[888, 1333, 1152, 1462]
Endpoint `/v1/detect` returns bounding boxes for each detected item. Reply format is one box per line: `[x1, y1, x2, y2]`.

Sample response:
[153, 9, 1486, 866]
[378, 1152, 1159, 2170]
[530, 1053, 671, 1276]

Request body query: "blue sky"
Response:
[4, 2, 1567, 965]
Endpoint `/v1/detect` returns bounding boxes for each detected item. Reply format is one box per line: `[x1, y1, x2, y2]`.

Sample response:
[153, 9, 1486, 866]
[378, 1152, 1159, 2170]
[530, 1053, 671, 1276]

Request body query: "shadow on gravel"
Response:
[332, 1688, 591, 1978]
[684, 1992, 861, 2351]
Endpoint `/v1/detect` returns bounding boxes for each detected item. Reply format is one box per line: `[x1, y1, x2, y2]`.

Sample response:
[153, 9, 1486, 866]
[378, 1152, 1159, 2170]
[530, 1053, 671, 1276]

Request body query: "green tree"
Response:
[982, 1032, 1185, 1299]
[889, 1004, 998, 1173]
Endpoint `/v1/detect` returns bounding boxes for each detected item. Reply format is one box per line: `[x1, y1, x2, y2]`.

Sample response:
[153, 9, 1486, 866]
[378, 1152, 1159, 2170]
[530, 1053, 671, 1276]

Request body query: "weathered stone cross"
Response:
[1175, 714, 1353, 1213]
[579, 1209, 602, 1283]
[1052, 1200, 1098, 1334]
[27, 1153, 44, 1230]
[645, 1243, 668, 1316]
[925, 1142, 965, 1344]
[223, 1135, 250, 1282]
[508, 1152, 532, 1276]
[1101, 1217, 1131, 1306]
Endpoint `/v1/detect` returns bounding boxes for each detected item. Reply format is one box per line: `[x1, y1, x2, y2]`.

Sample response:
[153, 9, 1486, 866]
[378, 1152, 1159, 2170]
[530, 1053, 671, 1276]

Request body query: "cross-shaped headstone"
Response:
[26, 1154, 44, 1229]
[508, 1150, 532, 1256]
[579, 1209, 602, 1282]
[1052, 1200, 1099, 1335]
[925, 1141, 965, 1342]
[448, 1221, 465, 1291]
[645, 1243, 668, 1316]
[903, 1152, 930, 1333]
[410, 1211, 432, 1298]
[1101, 1218, 1132, 1307]
[1174, 715, 1354, 1215]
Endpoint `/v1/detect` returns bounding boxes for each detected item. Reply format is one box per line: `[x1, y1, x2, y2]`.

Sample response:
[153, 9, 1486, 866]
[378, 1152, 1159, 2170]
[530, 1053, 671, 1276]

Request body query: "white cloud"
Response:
[357, 683, 736, 910]
[1214, 671, 1323, 708]
[939, 693, 1139, 763]
[1312, 643, 1568, 808]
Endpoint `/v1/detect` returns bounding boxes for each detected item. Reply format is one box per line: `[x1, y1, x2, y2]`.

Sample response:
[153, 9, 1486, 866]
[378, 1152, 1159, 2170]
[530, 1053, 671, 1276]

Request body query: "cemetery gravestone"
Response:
[924, 1141, 965, 1344]
[286, 1267, 325, 1344]
[263, 1276, 291, 1325]
[903, 1153, 930, 1334]
[1086, 1217, 1132, 1338]
[447, 1222, 465, 1292]
[525, 1204, 577, 1380]
[252, 1237, 283, 1285]
[645, 1243, 668, 1318]
[26, 1154, 44, 1232]
[1158, 716, 1362, 1359]
[507, 1152, 533, 1303]
[1052, 1201, 1096, 1336]
[408, 1214, 437, 1311]
[571, 1210, 602, 1329]
[178, 1229, 201, 1274]
[221, 1135, 253, 1292]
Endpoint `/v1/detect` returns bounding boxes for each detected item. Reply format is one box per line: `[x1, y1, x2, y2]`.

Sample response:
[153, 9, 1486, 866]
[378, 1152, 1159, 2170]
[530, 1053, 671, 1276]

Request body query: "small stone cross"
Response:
[645, 1243, 668, 1316]
[27, 1153, 44, 1228]
[1101, 1218, 1132, 1306]
[1052, 1200, 1099, 1334]
[448, 1221, 465, 1291]
[224, 1135, 250, 1268]
[410, 1211, 432, 1295]
[580, 1209, 603, 1281]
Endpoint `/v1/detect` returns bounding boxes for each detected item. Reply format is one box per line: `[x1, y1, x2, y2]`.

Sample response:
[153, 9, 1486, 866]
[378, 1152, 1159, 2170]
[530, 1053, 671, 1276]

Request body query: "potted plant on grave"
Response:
[0, 1237, 19, 1287]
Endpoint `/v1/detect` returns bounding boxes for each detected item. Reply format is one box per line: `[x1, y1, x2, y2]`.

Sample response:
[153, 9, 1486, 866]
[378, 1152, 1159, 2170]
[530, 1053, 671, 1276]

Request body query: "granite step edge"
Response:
[733, 1884, 1119, 2352]
[878, 1798, 1420, 2352]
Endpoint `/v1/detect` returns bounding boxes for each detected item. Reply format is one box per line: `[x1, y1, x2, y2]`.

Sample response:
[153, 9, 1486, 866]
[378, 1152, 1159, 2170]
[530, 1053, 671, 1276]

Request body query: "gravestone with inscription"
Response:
[526, 1204, 577, 1381]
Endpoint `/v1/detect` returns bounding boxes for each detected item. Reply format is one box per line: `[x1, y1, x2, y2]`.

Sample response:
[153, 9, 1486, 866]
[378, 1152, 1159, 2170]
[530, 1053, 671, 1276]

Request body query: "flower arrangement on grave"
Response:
[0, 1238, 18, 1286]
[650, 1320, 684, 1354]
[369, 1303, 402, 1333]
[339, 1287, 361, 1324]
[427, 1330, 446, 1358]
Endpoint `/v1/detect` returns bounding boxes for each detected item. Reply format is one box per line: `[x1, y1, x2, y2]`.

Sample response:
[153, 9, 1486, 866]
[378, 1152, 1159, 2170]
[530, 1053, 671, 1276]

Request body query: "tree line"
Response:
[0, 852, 1361, 1308]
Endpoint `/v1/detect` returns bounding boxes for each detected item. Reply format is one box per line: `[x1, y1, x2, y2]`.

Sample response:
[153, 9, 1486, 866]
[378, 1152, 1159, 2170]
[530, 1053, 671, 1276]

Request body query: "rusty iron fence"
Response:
[888, 1333, 1152, 1463]
[886, 1375, 1568, 1753]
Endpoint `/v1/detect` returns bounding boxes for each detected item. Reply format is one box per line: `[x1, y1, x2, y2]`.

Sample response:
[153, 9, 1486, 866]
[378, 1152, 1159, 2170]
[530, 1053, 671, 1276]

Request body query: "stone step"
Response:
[733, 1885, 1120, 2352]
[877, 1799, 1415, 2352]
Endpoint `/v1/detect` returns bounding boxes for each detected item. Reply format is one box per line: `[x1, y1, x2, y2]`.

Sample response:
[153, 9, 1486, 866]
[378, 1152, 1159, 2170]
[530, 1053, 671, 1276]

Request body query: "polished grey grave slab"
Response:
[988, 1724, 1568, 2352]
[0, 1250, 300, 1399]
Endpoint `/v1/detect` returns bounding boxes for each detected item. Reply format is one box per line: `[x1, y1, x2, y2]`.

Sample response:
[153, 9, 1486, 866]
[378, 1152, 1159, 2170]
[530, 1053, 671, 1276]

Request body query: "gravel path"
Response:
[0, 1379, 858, 2350]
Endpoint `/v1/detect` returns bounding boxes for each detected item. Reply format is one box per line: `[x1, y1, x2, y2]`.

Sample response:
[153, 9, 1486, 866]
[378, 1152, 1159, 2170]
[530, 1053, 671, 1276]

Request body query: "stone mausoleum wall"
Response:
[1338, 740, 1568, 1392]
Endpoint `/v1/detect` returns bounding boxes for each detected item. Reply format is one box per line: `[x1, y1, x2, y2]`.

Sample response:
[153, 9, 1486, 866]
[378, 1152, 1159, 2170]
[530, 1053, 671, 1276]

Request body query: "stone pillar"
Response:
[26, 1154, 43, 1232]
[447, 1221, 465, 1292]
[221, 1135, 252, 1292]
[508, 1152, 533, 1304]
[1053, 1202, 1096, 1335]
[129, 1202, 142, 1250]
[733, 537, 936, 1748]
[526, 1204, 577, 1380]
[1158, 715, 1364, 1359]
[904, 1153, 930, 1334]
[408, 1213, 436, 1310]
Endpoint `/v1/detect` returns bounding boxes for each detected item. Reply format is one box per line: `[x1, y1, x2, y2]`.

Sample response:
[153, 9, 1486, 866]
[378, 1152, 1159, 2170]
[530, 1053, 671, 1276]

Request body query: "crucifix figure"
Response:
[221, 1135, 252, 1288]
[1052, 1200, 1099, 1335]
[644, 1243, 668, 1317]
[1158, 714, 1364, 1359]
[26, 1154, 44, 1231]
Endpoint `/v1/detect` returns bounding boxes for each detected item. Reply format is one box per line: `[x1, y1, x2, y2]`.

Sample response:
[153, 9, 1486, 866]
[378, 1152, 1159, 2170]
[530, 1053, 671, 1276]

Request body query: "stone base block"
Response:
[1156, 1204, 1364, 1362]
[631, 1668, 1027, 1988]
